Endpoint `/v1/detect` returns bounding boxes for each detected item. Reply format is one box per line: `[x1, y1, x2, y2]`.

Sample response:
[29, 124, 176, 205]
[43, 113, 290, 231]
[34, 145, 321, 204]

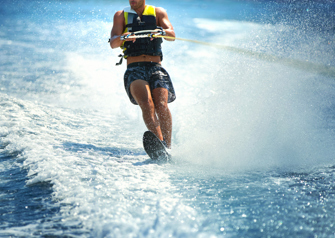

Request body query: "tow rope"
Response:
[109, 30, 335, 78]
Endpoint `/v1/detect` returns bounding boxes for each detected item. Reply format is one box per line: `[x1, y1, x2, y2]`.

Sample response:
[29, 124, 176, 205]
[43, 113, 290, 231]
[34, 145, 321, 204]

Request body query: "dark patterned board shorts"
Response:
[124, 62, 176, 105]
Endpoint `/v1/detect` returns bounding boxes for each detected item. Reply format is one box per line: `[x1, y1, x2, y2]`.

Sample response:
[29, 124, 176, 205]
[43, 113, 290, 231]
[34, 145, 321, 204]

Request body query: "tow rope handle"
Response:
[109, 28, 166, 66]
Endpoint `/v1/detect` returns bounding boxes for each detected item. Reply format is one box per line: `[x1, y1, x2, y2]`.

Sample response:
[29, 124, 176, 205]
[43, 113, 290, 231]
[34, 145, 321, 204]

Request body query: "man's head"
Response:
[129, 0, 145, 10]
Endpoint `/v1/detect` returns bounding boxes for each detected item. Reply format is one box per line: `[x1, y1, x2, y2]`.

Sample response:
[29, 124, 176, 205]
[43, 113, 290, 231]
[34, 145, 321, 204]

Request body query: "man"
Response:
[109, 0, 176, 149]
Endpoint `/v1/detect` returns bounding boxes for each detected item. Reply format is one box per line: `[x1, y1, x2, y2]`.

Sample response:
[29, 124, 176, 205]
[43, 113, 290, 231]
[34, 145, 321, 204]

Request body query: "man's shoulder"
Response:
[113, 10, 125, 21]
[114, 10, 124, 16]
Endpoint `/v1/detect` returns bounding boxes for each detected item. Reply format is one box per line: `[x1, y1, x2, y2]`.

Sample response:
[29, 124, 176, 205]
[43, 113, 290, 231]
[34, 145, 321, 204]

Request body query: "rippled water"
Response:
[1, 0, 335, 237]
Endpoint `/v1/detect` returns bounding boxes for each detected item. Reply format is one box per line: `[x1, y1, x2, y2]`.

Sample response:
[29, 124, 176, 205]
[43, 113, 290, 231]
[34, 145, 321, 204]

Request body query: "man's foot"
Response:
[162, 140, 168, 148]
[161, 140, 172, 161]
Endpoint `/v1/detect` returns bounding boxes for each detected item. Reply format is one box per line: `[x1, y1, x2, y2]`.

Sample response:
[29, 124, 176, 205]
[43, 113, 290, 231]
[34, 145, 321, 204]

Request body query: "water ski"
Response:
[143, 131, 170, 161]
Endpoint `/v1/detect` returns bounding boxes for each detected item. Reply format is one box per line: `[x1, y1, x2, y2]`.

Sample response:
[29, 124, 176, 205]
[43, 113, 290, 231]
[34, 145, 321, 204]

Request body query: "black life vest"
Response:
[121, 5, 163, 59]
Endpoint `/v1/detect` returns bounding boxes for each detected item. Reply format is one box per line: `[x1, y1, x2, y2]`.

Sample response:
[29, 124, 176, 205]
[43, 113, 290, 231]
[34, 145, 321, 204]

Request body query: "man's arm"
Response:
[156, 7, 175, 41]
[110, 11, 128, 49]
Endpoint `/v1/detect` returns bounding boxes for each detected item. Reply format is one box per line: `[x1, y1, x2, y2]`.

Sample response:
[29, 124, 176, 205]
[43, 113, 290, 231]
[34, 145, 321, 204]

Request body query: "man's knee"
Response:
[134, 95, 154, 111]
[154, 100, 169, 113]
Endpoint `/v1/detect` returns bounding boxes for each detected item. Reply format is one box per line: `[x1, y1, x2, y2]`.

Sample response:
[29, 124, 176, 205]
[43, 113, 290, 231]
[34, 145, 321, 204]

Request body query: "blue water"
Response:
[1, 0, 335, 237]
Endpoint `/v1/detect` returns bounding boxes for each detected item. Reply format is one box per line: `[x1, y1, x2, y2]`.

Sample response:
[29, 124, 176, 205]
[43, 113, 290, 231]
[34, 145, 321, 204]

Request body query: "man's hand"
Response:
[121, 33, 136, 43]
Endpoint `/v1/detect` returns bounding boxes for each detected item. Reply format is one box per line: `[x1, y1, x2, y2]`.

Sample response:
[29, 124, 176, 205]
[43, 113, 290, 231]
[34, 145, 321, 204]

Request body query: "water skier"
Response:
[109, 0, 176, 149]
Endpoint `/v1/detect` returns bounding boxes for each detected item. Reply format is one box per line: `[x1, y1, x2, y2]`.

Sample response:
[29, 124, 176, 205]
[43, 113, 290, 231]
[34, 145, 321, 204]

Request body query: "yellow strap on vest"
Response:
[143, 5, 155, 16]
[124, 12, 129, 29]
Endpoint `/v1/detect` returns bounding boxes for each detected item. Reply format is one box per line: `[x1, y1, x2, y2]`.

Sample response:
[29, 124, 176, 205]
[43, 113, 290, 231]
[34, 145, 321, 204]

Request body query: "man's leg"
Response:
[130, 80, 164, 141]
[152, 88, 172, 148]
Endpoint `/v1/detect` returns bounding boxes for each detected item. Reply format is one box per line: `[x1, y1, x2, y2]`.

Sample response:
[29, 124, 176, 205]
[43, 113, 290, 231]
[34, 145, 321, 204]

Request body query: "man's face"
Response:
[129, 0, 145, 10]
